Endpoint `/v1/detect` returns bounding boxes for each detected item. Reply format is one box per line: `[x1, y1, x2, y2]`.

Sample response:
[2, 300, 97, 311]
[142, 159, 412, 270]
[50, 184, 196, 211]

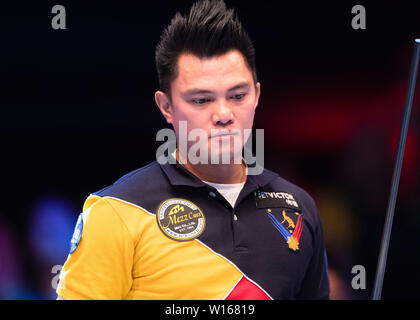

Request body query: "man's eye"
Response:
[231, 93, 246, 100]
[192, 98, 211, 105]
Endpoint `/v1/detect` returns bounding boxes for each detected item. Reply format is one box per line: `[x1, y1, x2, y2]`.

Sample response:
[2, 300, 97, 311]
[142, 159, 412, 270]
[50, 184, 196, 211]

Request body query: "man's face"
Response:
[157, 49, 260, 164]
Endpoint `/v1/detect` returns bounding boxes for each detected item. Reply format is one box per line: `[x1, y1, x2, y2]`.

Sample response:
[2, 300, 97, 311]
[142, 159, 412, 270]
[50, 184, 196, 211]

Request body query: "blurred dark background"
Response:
[0, 0, 419, 299]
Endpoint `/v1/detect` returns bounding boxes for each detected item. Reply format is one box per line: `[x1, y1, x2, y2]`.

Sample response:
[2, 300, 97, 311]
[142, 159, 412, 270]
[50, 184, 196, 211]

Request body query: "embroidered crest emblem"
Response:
[156, 198, 206, 242]
[266, 208, 303, 252]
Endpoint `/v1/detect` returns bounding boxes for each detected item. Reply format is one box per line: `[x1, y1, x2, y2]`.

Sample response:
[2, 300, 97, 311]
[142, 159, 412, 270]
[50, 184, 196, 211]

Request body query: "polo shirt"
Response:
[56, 153, 330, 300]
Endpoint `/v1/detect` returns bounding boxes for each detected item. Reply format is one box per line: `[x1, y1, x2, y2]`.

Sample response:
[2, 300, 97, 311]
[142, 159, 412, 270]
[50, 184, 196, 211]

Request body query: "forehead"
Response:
[174, 50, 253, 91]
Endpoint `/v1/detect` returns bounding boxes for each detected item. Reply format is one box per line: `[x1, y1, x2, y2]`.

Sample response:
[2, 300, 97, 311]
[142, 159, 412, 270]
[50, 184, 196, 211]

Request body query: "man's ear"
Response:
[254, 82, 261, 110]
[155, 91, 173, 124]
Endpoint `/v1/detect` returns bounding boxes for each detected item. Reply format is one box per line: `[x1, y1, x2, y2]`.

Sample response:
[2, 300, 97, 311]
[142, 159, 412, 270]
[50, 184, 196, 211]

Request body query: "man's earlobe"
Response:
[155, 91, 173, 124]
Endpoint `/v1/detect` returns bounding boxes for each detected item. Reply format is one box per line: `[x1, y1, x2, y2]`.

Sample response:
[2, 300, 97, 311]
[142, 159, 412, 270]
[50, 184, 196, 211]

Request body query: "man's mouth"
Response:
[209, 130, 239, 138]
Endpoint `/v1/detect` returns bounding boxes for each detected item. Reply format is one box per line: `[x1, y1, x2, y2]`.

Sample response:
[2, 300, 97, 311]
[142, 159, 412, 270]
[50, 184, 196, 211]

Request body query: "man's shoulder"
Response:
[91, 161, 168, 207]
[260, 167, 318, 213]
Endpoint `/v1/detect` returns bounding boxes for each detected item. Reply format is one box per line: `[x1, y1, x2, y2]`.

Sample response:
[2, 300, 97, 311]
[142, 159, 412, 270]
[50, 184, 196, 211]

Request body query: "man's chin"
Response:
[179, 142, 244, 165]
[206, 149, 243, 165]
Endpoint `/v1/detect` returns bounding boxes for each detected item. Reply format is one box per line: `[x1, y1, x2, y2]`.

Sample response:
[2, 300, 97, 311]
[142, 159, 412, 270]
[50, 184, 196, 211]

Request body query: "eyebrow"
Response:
[183, 82, 251, 96]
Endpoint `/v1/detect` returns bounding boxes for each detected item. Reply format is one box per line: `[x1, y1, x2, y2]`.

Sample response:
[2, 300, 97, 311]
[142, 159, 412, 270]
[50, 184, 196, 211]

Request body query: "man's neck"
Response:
[176, 149, 247, 184]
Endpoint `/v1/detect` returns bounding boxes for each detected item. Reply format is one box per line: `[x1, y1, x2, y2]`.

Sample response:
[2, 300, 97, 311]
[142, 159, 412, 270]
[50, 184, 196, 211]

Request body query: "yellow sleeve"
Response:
[56, 195, 134, 300]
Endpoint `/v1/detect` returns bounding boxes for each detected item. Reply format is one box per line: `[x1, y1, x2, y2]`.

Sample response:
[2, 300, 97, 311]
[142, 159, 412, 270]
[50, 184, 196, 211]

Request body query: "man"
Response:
[57, 0, 330, 300]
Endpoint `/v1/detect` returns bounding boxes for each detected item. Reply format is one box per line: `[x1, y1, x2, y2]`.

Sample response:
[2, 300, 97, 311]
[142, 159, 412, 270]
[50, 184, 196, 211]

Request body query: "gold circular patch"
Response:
[156, 198, 206, 241]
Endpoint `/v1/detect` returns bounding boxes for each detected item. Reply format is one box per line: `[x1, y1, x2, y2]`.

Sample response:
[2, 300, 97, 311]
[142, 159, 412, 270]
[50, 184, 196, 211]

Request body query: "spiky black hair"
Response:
[155, 0, 257, 94]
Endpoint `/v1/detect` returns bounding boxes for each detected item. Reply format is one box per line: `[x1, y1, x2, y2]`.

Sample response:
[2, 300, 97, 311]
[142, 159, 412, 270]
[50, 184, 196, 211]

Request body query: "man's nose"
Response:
[212, 99, 233, 127]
